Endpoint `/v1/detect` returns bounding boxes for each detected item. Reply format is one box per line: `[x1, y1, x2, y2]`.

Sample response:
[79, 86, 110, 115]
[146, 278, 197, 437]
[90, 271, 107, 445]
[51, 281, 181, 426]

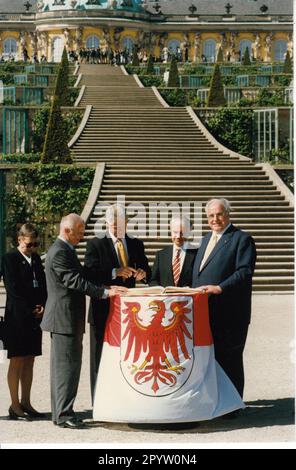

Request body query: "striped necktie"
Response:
[173, 249, 181, 286]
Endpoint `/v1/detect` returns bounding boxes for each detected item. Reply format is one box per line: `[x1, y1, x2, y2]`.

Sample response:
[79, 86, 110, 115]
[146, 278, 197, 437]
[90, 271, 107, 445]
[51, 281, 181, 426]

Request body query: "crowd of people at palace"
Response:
[0, 42, 256, 65]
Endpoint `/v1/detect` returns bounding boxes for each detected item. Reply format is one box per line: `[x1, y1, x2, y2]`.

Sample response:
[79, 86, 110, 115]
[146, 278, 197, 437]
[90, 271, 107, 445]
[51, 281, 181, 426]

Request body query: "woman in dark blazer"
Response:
[1, 224, 47, 420]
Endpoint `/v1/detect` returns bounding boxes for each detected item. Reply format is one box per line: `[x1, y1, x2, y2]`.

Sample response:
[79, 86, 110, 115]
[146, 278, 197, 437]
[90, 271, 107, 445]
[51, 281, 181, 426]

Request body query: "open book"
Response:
[124, 286, 202, 296]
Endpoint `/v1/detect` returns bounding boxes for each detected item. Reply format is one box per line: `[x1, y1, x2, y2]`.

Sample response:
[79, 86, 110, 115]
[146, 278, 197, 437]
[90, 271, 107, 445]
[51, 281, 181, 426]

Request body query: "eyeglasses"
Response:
[24, 242, 40, 248]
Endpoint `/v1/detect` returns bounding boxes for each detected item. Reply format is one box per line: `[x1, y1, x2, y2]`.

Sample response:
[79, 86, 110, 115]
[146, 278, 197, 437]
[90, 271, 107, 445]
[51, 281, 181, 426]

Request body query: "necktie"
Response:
[117, 239, 128, 267]
[200, 233, 218, 271]
[173, 249, 181, 286]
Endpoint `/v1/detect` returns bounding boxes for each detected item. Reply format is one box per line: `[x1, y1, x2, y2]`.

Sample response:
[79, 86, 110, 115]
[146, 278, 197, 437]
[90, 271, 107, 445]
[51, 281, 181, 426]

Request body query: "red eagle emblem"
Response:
[122, 299, 192, 394]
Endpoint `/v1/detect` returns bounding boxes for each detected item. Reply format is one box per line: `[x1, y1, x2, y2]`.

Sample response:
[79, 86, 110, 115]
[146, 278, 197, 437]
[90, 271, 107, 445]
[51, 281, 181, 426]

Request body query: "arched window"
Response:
[203, 39, 216, 63]
[52, 37, 63, 63]
[86, 35, 100, 49]
[122, 37, 134, 52]
[239, 40, 253, 58]
[274, 40, 287, 62]
[3, 38, 18, 58]
[168, 39, 181, 55]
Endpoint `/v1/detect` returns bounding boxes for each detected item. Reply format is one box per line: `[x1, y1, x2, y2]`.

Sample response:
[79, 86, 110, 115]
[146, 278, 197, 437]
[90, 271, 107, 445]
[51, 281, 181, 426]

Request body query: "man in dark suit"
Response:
[151, 216, 197, 287]
[84, 204, 151, 401]
[192, 198, 256, 402]
[41, 213, 126, 429]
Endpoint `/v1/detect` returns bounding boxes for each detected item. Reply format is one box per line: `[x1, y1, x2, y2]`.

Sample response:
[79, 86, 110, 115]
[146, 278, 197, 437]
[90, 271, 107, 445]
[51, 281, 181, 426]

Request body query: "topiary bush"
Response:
[283, 50, 292, 74]
[167, 55, 180, 88]
[132, 47, 140, 66]
[41, 96, 72, 164]
[207, 64, 226, 106]
[146, 55, 155, 75]
[216, 47, 224, 64]
[242, 47, 251, 66]
[54, 47, 70, 106]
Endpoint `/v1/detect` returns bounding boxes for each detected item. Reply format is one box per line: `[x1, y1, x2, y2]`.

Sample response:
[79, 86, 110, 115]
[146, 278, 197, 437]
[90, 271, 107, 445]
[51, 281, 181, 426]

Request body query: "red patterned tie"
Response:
[173, 249, 181, 286]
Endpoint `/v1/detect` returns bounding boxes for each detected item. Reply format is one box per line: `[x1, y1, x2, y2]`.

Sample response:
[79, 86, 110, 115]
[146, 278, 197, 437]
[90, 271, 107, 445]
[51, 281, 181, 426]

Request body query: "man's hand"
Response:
[108, 286, 128, 297]
[33, 305, 44, 318]
[134, 268, 146, 281]
[116, 267, 137, 279]
[198, 285, 222, 295]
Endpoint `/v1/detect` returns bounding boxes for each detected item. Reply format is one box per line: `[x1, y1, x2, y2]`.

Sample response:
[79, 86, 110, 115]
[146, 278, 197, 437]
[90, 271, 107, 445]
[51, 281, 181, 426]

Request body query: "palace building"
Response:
[0, 0, 293, 63]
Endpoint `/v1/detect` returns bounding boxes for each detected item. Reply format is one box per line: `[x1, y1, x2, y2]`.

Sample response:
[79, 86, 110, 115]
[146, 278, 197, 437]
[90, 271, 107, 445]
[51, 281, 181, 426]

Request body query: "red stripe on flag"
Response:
[193, 293, 213, 346]
[104, 295, 121, 346]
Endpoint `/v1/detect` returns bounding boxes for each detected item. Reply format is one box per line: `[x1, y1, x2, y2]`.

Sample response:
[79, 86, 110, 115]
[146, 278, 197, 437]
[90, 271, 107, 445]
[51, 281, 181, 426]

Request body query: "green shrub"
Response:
[139, 76, 164, 87]
[0, 71, 14, 85]
[124, 65, 141, 75]
[167, 55, 180, 88]
[32, 104, 50, 152]
[63, 110, 83, 141]
[256, 88, 286, 106]
[159, 89, 187, 106]
[206, 108, 254, 158]
[69, 87, 80, 105]
[0, 153, 41, 163]
[207, 64, 226, 106]
[273, 74, 292, 87]
[6, 164, 95, 244]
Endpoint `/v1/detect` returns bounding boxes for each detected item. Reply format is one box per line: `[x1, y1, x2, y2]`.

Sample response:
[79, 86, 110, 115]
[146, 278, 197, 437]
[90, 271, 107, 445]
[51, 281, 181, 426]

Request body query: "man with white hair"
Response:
[84, 204, 151, 401]
[151, 215, 197, 287]
[192, 198, 256, 408]
[41, 213, 126, 429]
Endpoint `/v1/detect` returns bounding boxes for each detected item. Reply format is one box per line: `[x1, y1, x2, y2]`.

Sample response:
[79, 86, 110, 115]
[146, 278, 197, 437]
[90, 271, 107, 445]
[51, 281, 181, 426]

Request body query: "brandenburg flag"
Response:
[93, 293, 245, 422]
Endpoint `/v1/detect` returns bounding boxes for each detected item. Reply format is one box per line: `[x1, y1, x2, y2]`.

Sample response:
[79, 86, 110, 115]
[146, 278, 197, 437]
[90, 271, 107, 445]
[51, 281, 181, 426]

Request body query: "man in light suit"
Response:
[151, 215, 197, 288]
[41, 213, 126, 429]
[192, 198, 256, 402]
[84, 204, 151, 402]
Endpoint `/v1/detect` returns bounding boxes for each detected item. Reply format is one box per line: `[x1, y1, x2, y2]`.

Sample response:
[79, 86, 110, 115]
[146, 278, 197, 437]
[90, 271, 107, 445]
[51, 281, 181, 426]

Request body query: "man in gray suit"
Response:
[41, 213, 126, 429]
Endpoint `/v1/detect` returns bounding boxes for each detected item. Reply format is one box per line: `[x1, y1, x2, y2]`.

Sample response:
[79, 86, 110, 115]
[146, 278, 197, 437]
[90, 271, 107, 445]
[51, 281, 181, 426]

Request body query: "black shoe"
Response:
[8, 406, 32, 421]
[221, 410, 241, 420]
[57, 418, 87, 429]
[20, 405, 46, 418]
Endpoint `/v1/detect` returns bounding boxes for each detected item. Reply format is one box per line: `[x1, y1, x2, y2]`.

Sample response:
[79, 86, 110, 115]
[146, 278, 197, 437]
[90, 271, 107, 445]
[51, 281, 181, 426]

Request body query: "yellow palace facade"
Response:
[0, 1, 293, 63]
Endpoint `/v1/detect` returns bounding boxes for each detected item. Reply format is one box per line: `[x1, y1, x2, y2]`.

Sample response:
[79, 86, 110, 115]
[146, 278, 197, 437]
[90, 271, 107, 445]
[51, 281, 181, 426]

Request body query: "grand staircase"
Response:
[71, 65, 293, 292]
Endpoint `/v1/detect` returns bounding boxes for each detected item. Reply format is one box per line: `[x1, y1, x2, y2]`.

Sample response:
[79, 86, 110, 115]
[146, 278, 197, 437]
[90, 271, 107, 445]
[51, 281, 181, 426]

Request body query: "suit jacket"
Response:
[192, 224, 256, 330]
[41, 238, 105, 335]
[150, 245, 197, 287]
[1, 249, 47, 330]
[84, 235, 151, 328]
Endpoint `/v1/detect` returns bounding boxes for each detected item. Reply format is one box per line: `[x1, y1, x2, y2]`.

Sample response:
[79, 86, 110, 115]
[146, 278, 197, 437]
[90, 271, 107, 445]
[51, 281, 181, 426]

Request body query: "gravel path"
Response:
[0, 294, 294, 447]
